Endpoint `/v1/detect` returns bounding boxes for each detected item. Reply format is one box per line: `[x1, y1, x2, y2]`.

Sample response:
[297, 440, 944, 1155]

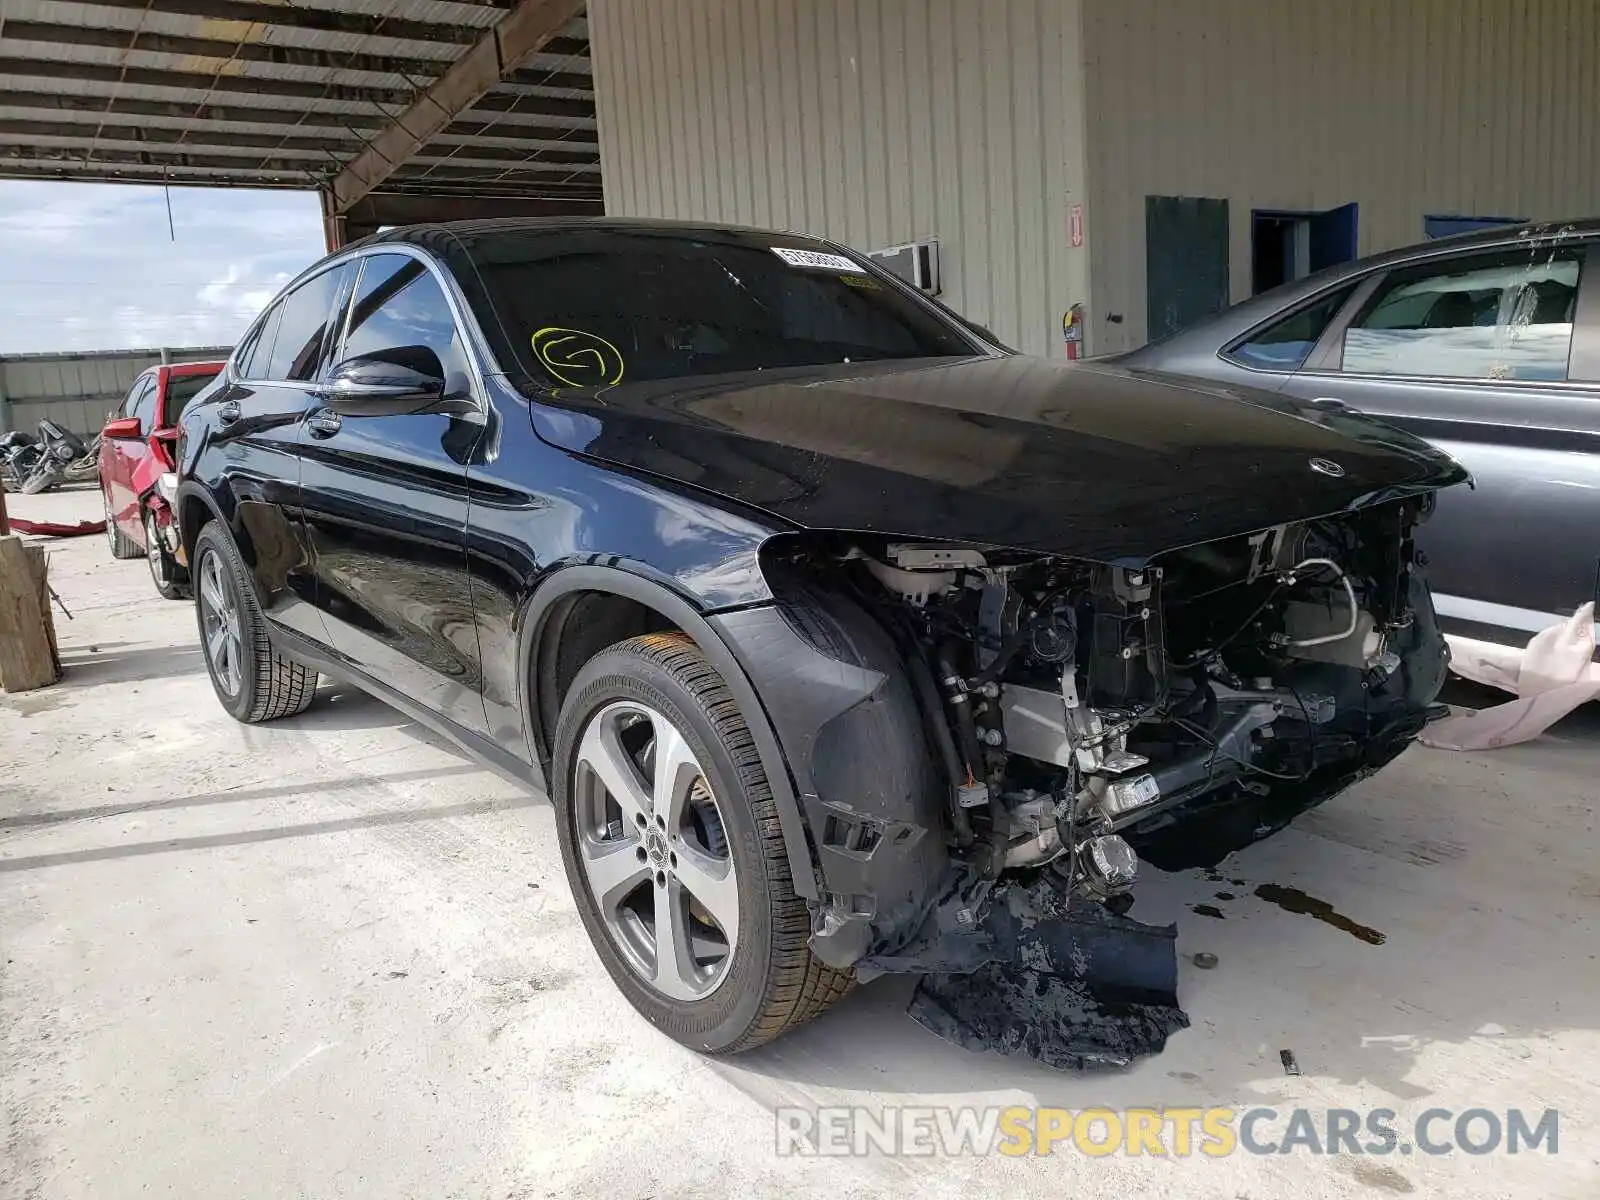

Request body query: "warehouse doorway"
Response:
[1251, 203, 1359, 294]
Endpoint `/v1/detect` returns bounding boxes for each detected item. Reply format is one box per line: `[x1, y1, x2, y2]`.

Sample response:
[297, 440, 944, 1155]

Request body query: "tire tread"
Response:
[194, 523, 316, 723]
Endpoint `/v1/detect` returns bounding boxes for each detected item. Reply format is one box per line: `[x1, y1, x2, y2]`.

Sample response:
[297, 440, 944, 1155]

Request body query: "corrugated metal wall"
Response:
[589, 0, 1092, 358]
[1084, 0, 1600, 353]
[0, 346, 231, 437]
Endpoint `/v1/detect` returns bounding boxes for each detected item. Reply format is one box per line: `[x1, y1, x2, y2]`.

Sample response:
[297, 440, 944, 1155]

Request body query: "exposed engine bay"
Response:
[759, 496, 1447, 1068]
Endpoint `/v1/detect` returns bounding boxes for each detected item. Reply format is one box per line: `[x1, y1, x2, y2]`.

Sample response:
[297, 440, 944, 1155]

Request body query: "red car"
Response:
[99, 361, 225, 598]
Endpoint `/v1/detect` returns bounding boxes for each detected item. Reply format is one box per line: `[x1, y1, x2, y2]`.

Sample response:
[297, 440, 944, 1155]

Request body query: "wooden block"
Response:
[27, 543, 59, 669]
[0, 534, 60, 692]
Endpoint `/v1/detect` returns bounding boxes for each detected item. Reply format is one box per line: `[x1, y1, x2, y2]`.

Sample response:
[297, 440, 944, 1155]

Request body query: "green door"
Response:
[1145, 196, 1230, 343]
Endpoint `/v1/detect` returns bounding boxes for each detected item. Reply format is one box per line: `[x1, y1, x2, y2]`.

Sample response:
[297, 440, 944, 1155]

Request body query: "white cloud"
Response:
[0, 181, 325, 355]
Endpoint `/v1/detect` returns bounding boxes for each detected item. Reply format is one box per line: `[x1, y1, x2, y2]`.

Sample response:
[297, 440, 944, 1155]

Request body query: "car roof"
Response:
[351, 215, 834, 249]
[1325, 216, 1600, 274]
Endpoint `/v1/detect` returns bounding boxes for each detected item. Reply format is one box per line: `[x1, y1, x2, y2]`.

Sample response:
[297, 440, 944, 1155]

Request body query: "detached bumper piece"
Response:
[867, 871, 1188, 1070]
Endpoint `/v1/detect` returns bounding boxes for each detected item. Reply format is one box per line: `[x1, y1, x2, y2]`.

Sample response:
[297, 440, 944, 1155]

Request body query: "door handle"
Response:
[306, 409, 343, 438]
[1310, 396, 1358, 412]
[217, 400, 241, 426]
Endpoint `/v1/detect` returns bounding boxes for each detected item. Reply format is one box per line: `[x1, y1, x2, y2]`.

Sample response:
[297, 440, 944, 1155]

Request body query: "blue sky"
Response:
[0, 181, 326, 355]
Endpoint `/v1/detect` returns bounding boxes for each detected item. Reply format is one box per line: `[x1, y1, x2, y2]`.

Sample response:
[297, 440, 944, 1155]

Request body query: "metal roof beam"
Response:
[0, 142, 322, 178]
[0, 21, 594, 91]
[0, 88, 386, 130]
[0, 141, 601, 185]
[61, 0, 556, 48]
[328, 0, 584, 213]
[0, 118, 600, 166]
[0, 55, 595, 118]
[0, 55, 417, 107]
[345, 192, 601, 228]
[0, 91, 599, 146]
[0, 21, 453, 79]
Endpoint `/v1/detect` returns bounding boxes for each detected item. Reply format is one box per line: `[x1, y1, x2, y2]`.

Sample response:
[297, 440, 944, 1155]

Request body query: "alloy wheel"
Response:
[144, 511, 168, 588]
[573, 700, 739, 1001]
[197, 551, 243, 697]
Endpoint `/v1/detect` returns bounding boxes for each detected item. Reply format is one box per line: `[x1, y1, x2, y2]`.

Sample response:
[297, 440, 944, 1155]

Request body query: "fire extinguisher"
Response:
[1061, 303, 1085, 360]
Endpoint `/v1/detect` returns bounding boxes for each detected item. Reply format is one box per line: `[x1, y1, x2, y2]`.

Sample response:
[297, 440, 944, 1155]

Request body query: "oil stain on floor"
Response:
[1255, 883, 1386, 945]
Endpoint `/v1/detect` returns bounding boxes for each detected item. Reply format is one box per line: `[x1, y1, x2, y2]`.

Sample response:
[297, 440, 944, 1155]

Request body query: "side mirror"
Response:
[321, 348, 447, 415]
[103, 416, 143, 440]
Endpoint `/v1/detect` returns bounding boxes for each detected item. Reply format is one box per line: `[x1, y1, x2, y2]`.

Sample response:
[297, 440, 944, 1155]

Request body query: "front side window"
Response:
[456, 228, 976, 386]
[1226, 285, 1355, 371]
[1342, 248, 1582, 381]
[338, 254, 470, 390]
[120, 375, 152, 419]
[262, 267, 346, 382]
[131, 377, 159, 432]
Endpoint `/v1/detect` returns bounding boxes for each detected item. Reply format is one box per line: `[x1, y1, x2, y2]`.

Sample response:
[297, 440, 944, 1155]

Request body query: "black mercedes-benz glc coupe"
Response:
[175, 219, 1465, 1062]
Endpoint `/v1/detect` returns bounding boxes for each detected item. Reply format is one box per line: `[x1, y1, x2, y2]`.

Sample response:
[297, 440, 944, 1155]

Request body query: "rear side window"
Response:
[237, 308, 280, 380]
[1342, 248, 1582, 381]
[163, 371, 221, 423]
[262, 267, 346, 382]
[1225, 286, 1354, 371]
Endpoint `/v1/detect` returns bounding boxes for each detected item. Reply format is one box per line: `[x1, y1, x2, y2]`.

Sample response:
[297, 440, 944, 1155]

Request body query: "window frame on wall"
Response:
[1423, 215, 1527, 240]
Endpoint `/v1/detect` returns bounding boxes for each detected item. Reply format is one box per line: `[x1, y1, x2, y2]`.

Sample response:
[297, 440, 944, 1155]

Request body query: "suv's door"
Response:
[1279, 239, 1600, 639]
[296, 249, 489, 734]
[203, 263, 352, 643]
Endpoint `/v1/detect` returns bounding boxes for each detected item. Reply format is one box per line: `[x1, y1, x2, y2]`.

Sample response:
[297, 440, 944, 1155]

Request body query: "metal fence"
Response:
[0, 345, 233, 438]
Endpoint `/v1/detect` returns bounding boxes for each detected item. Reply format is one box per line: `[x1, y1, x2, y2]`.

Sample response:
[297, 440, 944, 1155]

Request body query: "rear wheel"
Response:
[144, 507, 191, 601]
[193, 522, 317, 722]
[104, 490, 142, 559]
[552, 633, 851, 1054]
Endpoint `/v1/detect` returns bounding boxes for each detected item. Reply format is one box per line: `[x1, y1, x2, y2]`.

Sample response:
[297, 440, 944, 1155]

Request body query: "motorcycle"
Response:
[0, 420, 90, 495]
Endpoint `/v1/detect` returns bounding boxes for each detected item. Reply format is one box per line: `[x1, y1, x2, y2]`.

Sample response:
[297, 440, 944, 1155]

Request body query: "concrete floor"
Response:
[3, 485, 1597, 1199]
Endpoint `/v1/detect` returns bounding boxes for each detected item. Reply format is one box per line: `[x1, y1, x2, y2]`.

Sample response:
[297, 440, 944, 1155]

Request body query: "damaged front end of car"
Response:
[716, 493, 1449, 1069]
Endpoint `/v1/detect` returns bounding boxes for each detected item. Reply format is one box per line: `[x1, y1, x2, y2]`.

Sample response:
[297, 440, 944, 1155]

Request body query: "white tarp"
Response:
[1420, 602, 1600, 751]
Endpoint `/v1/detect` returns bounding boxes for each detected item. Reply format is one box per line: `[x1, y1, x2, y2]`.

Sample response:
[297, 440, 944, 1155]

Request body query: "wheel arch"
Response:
[522, 562, 821, 900]
[174, 481, 228, 563]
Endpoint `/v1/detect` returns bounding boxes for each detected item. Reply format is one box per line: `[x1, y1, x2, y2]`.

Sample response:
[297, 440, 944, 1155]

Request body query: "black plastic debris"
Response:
[876, 871, 1189, 1070]
[1280, 1048, 1301, 1076]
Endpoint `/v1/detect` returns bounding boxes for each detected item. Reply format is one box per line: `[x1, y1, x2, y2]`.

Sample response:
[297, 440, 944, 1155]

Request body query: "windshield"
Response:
[455, 228, 977, 386]
[164, 370, 222, 422]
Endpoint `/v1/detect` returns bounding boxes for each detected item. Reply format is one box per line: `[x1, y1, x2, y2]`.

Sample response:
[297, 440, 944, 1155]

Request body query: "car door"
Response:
[1278, 239, 1600, 639]
[296, 249, 490, 735]
[103, 373, 154, 535]
[204, 264, 352, 644]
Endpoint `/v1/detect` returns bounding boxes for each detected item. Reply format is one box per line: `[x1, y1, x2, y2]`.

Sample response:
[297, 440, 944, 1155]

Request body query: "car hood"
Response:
[523, 355, 1468, 564]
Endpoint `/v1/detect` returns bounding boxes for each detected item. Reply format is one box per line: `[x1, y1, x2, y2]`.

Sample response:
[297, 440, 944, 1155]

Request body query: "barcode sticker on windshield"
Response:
[771, 247, 865, 273]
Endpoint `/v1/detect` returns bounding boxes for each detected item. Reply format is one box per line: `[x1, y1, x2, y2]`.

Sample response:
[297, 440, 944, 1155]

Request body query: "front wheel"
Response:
[144, 507, 190, 601]
[552, 633, 851, 1054]
[192, 523, 317, 723]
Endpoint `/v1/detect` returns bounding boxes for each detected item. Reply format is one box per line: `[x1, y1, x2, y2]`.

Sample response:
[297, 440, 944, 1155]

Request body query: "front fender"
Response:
[519, 561, 823, 900]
